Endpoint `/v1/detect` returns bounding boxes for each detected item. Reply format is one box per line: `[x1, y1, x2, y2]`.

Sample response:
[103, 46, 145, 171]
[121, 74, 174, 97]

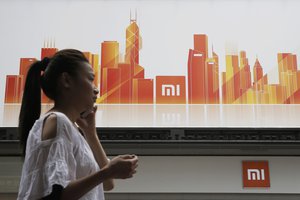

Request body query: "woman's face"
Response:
[71, 62, 99, 113]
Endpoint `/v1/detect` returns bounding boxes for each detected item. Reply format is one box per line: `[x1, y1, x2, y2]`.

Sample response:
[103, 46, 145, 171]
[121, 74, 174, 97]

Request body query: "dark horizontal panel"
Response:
[2, 141, 300, 156]
[1, 127, 300, 142]
[1, 127, 300, 156]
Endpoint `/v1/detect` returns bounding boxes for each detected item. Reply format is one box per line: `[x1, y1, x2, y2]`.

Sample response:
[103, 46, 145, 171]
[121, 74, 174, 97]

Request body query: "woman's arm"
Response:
[76, 106, 114, 191]
[60, 166, 111, 199]
[60, 153, 138, 199]
[83, 129, 115, 191]
[41, 154, 138, 199]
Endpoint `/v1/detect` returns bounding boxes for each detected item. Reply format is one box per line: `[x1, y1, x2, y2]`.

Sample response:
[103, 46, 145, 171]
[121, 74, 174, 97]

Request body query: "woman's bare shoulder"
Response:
[41, 114, 57, 141]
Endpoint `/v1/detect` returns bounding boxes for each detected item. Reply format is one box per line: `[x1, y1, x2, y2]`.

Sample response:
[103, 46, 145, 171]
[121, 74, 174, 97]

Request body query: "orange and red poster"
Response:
[1, 0, 300, 127]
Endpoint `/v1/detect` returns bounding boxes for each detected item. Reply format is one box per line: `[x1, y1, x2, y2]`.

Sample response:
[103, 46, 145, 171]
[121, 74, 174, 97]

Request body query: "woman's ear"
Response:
[60, 72, 72, 89]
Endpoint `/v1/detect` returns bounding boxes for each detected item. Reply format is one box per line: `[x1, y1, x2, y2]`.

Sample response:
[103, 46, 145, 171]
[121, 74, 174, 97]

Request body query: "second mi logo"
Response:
[242, 161, 270, 188]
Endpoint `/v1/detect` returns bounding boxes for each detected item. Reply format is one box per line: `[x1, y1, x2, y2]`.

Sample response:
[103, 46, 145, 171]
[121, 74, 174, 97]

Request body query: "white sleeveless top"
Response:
[17, 111, 105, 200]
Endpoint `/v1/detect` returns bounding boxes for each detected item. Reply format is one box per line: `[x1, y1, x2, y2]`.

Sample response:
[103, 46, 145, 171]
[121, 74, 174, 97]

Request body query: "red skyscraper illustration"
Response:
[133, 79, 153, 104]
[5, 58, 36, 103]
[188, 35, 207, 104]
[188, 34, 220, 104]
[5, 75, 23, 103]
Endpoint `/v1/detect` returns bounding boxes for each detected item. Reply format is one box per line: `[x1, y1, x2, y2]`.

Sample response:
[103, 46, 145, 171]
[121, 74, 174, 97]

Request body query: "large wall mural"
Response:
[1, 0, 300, 127]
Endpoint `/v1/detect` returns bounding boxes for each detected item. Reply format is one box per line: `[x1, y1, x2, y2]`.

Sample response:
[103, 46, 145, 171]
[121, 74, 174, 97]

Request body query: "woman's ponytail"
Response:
[18, 49, 88, 156]
[19, 58, 50, 156]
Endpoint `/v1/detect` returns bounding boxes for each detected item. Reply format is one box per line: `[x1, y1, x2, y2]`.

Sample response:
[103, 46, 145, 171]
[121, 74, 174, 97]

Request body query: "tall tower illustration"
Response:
[98, 12, 153, 104]
[188, 34, 219, 104]
[188, 34, 208, 104]
[253, 58, 264, 91]
[100, 41, 120, 103]
[125, 10, 140, 67]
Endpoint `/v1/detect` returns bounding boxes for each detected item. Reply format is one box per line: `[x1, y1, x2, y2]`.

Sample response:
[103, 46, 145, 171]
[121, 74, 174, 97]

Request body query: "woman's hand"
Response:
[76, 105, 97, 137]
[105, 155, 139, 179]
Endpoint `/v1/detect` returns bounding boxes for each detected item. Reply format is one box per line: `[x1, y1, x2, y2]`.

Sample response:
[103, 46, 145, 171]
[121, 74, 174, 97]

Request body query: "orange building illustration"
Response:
[83, 52, 100, 96]
[98, 14, 153, 104]
[99, 41, 124, 103]
[188, 34, 220, 104]
[5, 75, 23, 103]
[4, 42, 58, 104]
[133, 79, 153, 104]
[156, 76, 186, 104]
[5, 58, 36, 103]
[188, 34, 207, 104]
[278, 53, 299, 103]
[282, 53, 300, 104]
[250, 58, 269, 103]
[206, 55, 220, 104]
[221, 50, 300, 104]
[239, 51, 252, 98]
[119, 63, 133, 103]
[188, 48, 206, 104]
[222, 54, 240, 104]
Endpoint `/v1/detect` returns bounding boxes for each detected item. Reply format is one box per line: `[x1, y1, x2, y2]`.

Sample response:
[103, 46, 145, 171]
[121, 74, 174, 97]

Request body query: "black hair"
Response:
[19, 49, 89, 156]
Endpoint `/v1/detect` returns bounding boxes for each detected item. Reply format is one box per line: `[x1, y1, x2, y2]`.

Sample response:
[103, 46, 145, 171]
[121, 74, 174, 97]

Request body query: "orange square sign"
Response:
[156, 76, 186, 104]
[242, 161, 270, 188]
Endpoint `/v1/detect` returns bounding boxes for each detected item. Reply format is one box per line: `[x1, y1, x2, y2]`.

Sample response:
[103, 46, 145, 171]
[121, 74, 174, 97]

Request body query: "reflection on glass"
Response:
[1, 104, 300, 127]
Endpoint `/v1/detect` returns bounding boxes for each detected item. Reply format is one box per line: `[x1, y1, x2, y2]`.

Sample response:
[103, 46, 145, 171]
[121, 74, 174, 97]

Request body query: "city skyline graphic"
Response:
[4, 15, 300, 105]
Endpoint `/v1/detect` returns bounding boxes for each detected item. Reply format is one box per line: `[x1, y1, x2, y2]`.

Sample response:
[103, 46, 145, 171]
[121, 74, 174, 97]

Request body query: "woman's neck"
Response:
[48, 103, 79, 123]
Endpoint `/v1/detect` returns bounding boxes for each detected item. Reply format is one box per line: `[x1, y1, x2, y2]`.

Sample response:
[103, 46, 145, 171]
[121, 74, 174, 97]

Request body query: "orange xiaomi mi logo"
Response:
[242, 161, 270, 188]
[156, 76, 186, 104]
